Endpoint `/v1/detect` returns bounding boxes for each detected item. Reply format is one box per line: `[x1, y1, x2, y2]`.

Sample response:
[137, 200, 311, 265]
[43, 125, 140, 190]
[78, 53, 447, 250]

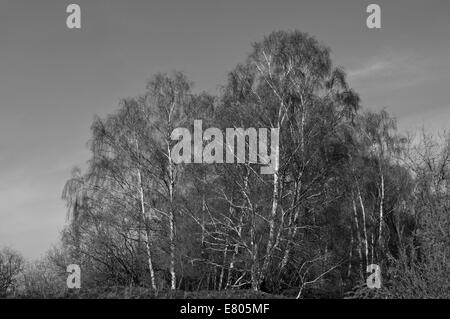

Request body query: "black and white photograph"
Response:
[0, 0, 449, 306]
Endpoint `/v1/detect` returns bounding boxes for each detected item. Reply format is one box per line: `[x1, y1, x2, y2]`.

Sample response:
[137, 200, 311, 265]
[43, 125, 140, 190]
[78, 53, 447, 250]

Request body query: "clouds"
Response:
[348, 50, 450, 88]
[348, 60, 393, 80]
[347, 53, 426, 85]
[345, 52, 450, 135]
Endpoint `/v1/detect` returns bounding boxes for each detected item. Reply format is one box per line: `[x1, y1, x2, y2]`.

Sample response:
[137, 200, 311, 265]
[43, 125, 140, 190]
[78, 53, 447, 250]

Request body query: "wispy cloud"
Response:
[347, 60, 393, 80]
[344, 51, 450, 138]
[346, 53, 437, 92]
[347, 52, 422, 81]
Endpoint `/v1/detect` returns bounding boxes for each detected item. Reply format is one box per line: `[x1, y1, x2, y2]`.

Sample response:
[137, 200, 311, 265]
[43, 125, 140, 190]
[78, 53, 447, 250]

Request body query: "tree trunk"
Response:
[218, 246, 228, 291]
[227, 212, 243, 289]
[280, 180, 301, 270]
[135, 138, 157, 290]
[347, 233, 354, 277]
[357, 187, 369, 270]
[261, 140, 280, 285]
[378, 172, 385, 255]
[138, 170, 157, 290]
[352, 196, 364, 279]
[167, 141, 176, 290]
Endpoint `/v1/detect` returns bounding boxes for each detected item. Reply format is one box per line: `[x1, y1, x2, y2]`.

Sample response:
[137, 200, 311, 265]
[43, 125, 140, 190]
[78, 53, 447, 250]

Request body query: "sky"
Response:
[0, 0, 449, 259]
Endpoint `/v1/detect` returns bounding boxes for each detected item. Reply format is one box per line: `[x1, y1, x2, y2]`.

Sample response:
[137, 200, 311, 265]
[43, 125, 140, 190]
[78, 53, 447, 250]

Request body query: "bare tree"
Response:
[0, 247, 24, 297]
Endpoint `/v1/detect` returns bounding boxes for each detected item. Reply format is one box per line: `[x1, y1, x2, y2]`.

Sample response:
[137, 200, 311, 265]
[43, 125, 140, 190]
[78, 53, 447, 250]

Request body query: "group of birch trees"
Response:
[57, 30, 449, 298]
